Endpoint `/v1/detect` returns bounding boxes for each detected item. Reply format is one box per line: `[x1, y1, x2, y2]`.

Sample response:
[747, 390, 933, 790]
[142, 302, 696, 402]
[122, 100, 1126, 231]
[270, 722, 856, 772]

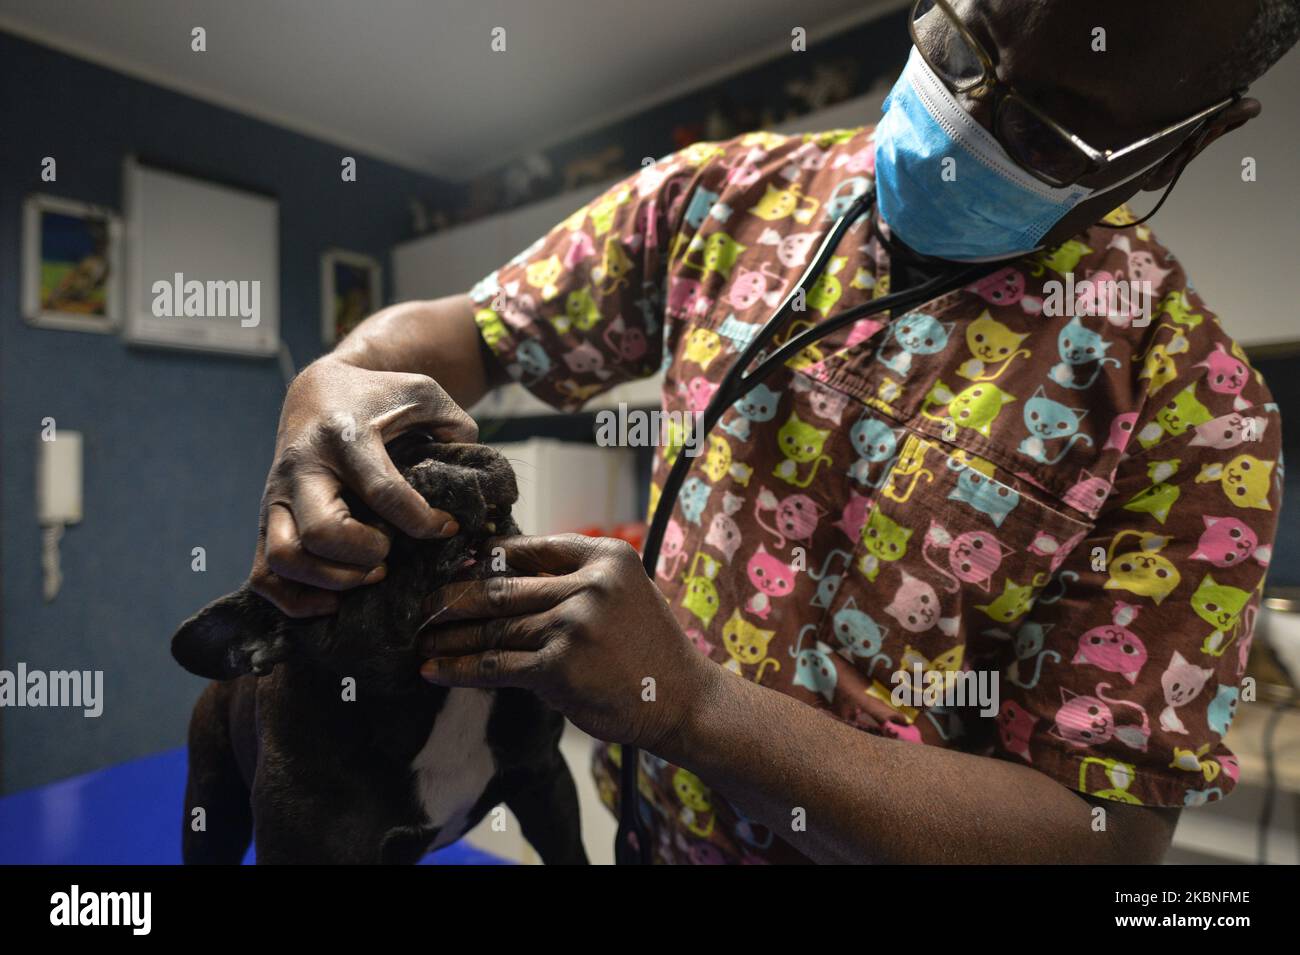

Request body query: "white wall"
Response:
[1147, 45, 1300, 350]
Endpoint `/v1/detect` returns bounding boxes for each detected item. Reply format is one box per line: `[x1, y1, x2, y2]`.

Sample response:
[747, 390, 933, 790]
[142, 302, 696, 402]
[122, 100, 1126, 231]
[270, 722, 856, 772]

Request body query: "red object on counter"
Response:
[573, 522, 648, 553]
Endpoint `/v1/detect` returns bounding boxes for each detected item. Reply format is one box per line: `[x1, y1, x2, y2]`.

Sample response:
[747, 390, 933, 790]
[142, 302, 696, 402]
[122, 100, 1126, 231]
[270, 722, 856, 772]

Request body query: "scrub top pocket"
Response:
[811, 429, 1095, 730]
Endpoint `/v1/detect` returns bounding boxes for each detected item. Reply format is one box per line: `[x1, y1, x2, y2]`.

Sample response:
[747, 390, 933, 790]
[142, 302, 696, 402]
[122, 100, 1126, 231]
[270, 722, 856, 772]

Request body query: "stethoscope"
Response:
[615, 184, 1008, 864]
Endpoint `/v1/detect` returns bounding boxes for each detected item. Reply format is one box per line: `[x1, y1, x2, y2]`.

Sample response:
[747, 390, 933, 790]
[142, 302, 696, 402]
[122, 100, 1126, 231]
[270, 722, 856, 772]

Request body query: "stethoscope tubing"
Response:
[615, 187, 1006, 864]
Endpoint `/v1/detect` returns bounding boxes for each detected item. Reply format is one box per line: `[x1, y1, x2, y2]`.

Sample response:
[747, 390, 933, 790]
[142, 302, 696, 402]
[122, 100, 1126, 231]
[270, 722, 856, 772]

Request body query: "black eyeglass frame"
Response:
[908, 0, 1244, 187]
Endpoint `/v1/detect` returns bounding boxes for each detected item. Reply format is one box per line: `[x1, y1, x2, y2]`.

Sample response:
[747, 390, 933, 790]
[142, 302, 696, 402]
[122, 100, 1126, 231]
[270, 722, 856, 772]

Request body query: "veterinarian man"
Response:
[248, 0, 1292, 863]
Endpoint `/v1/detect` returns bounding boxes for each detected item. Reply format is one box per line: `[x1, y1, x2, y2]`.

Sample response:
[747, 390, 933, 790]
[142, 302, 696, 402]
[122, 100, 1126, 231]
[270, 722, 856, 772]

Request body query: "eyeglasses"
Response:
[908, 0, 1242, 187]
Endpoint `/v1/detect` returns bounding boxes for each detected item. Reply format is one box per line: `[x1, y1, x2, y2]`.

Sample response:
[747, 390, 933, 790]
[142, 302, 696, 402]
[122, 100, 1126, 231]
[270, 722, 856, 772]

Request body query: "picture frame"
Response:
[22, 194, 123, 333]
[321, 249, 382, 347]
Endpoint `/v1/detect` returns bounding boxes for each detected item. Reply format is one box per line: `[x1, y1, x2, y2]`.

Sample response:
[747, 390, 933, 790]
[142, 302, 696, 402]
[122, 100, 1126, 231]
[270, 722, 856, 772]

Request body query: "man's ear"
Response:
[1140, 97, 1261, 191]
[171, 588, 291, 680]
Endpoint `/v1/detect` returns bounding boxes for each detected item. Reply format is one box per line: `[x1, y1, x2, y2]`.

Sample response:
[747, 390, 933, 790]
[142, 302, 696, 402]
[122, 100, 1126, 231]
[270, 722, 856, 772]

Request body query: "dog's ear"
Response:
[171, 587, 291, 680]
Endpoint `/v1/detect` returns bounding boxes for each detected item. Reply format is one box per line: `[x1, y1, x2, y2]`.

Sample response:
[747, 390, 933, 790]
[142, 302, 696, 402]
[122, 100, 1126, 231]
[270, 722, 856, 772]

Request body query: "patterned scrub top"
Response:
[467, 126, 1284, 864]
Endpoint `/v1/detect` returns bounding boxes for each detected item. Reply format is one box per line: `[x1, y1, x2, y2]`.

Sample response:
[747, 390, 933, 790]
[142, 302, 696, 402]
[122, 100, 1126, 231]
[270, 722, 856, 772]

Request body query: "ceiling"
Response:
[0, 0, 905, 180]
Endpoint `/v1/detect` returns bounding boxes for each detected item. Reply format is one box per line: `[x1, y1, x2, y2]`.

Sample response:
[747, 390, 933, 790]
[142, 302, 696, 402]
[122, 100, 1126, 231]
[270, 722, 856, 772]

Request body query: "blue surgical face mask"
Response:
[874, 47, 1110, 262]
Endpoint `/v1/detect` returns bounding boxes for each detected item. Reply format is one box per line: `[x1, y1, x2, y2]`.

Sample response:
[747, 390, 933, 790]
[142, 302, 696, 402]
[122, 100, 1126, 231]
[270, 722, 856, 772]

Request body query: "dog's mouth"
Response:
[450, 547, 483, 583]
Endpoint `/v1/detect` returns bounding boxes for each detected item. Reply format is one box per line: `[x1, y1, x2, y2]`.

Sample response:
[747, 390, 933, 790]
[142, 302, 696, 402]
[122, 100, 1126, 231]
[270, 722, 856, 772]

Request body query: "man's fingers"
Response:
[250, 570, 341, 619]
[290, 470, 392, 566]
[264, 504, 389, 591]
[249, 541, 342, 618]
[475, 533, 610, 576]
[421, 573, 576, 624]
[373, 376, 479, 444]
[419, 606, 564, 657]
[419, 650, 541, 689]
[422, 618, 544, 657]
[337, 435, 458, 540]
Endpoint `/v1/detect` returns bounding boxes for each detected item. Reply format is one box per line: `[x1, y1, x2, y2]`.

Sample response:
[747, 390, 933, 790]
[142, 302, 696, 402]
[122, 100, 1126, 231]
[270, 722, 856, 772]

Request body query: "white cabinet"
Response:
[488, 437, 640, 536]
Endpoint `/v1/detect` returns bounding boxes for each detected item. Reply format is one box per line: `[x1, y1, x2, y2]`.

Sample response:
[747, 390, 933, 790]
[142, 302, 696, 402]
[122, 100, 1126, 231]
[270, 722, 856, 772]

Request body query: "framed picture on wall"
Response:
[321, 249, 382, 347]
[22, 194, 123, 333]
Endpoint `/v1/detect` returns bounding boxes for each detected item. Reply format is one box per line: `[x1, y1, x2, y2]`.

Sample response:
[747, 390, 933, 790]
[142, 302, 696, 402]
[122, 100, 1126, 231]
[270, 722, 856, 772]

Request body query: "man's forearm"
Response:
[329, 293, 510, 409]
[659, 664, 1178, 864]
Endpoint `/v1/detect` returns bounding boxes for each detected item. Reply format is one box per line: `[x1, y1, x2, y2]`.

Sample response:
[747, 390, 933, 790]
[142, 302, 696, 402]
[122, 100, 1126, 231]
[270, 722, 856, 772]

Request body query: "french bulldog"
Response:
[171, 438, 587, 864]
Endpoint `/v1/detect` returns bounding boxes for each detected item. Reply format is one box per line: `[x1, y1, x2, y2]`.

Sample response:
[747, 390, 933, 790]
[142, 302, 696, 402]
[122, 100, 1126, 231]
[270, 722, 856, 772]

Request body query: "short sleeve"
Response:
[467, 152, 708, 412]
[991, 399, 1283, 808]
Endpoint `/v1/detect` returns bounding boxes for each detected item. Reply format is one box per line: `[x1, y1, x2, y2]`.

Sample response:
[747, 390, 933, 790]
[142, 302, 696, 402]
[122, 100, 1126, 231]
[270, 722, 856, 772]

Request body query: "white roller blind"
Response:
[122, 158, 280, 356]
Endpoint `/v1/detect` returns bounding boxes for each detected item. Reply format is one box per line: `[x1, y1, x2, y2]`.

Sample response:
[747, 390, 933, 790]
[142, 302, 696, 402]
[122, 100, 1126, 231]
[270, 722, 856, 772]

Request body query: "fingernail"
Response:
[420, 660, 440, 682]
[437, 520, 460, 539]
[364, 565, 387, 584]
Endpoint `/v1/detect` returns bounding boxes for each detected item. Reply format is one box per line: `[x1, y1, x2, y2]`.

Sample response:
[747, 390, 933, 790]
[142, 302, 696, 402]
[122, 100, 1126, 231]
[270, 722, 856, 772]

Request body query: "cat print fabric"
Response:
[468, 127, 1283, 864]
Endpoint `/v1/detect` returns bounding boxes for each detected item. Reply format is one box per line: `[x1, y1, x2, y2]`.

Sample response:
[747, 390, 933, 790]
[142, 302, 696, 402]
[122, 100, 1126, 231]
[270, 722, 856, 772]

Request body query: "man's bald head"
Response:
[923, 0, 1300, 248]
[945, 1, 1271, 142]
[1218, 0, 1300, 92]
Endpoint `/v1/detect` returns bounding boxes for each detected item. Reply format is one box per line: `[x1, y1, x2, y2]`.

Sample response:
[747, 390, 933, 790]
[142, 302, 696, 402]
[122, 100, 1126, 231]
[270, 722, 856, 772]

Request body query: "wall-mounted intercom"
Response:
[37, 430, 83, 601]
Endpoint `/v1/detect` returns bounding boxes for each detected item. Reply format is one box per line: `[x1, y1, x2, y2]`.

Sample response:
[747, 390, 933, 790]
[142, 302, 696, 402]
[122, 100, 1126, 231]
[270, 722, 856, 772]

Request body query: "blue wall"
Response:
[0, 32, 454, 792]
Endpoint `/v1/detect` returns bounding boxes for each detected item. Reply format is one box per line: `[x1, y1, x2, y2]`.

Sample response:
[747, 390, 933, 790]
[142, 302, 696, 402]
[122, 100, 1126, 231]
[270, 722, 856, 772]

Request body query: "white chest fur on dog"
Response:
[410, 687, 497, 849]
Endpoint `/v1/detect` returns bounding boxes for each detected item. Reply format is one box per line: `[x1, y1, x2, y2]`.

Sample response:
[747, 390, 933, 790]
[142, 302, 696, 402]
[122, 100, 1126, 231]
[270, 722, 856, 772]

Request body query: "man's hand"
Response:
[417, 535, 1182, 864]
[418, 534, 718, 750]
[251, 356, 478, 617]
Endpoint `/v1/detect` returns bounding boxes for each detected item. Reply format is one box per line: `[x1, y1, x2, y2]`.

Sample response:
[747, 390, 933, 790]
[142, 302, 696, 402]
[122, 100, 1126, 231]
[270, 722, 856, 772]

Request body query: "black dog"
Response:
[171, 439, 587, 864]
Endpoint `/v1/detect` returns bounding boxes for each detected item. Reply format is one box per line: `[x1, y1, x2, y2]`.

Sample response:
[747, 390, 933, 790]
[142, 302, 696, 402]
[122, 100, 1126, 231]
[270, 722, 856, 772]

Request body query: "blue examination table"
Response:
[0, 747, 509, 864]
